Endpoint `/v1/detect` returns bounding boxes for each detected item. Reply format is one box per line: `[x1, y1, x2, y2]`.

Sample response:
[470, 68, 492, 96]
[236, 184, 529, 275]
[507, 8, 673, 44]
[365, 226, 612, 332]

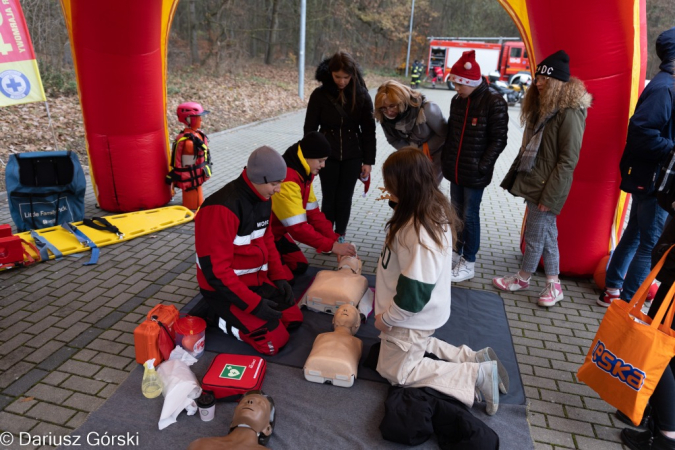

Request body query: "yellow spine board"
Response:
[16, 206, 195, 262]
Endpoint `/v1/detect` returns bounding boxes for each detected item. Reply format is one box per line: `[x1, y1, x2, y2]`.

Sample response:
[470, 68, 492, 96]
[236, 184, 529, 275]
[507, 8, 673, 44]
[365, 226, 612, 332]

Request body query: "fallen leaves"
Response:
[0, 62, 393, 189]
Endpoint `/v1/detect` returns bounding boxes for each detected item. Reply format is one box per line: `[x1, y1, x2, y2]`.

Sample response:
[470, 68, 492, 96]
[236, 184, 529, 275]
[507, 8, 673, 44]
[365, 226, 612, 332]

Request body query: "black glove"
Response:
[274, 279, 295, 307]
[251, 298, 283, 321]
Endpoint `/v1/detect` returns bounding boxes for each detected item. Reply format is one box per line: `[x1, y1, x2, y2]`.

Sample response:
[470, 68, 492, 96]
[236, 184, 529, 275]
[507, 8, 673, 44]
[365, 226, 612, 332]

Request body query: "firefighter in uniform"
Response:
[195, 146, 303, 355]
[271, 132, 357, 276]
[411, 60, 423, 89]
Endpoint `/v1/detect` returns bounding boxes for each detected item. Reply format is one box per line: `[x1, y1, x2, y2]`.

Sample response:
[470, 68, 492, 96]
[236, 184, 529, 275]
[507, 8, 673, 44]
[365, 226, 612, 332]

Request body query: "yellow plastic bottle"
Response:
[141, 358, 163, 399]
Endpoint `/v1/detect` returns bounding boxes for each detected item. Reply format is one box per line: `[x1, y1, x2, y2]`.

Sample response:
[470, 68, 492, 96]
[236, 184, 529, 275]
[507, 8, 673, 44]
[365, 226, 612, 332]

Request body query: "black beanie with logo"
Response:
[535, 50, 570, 82]
[299, 131, 331, 159]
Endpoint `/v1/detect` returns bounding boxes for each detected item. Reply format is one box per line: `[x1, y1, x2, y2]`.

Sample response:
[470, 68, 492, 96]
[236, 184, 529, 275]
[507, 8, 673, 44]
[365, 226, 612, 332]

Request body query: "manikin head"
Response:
[230, 391, 276, 446]
[332, 304, 360, 335]
[337, 254, 361, 275]
[246, 146, 286, 200]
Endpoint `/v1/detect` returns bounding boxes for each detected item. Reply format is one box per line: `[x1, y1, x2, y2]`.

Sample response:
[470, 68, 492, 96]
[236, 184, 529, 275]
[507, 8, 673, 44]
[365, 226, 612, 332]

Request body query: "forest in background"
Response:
[20, 0, 675, 86]
[0, 0, 673, 184]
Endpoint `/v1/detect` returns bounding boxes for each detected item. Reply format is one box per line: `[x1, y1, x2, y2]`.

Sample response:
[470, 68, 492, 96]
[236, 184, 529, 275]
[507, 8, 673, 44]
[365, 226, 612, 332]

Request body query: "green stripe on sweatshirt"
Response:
[393, 274, 435, 313]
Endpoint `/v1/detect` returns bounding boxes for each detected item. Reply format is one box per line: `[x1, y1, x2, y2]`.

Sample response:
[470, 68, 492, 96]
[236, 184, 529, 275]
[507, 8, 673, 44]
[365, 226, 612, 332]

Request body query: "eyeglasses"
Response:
[379, 104, 398, 113]
[535, 75, 549, 84]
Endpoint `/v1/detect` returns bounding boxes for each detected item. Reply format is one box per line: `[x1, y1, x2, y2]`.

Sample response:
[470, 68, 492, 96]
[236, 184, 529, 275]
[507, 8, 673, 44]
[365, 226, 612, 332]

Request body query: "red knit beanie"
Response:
[449, 50, 482, 87]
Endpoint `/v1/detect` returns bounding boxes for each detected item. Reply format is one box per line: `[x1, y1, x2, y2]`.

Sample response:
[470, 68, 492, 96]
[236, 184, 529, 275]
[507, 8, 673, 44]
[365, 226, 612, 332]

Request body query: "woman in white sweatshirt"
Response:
[374, 148, 508, 415]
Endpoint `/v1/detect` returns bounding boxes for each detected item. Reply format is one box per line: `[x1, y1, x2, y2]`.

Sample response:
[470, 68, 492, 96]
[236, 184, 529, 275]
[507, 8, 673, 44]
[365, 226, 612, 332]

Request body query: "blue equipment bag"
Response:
[6, 151, 86, 232]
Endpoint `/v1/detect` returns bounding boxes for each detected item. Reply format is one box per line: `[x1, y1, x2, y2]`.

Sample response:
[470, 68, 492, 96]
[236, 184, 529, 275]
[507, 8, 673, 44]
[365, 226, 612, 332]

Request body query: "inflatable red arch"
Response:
[59, 0, 178, 212]
[60, 0, 646, 276]
[498, 0, 647, 276]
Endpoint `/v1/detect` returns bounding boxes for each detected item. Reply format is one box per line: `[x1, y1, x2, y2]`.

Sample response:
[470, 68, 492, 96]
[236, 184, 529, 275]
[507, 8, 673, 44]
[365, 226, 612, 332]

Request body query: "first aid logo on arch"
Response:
[591, 340, 646, 391]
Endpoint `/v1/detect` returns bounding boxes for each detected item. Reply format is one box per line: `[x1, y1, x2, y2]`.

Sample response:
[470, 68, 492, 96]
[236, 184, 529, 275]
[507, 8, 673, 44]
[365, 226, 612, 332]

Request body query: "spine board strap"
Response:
[83, 217, 124, 239]
[61, 222, 99, 265]
[30, 230, 64, 261]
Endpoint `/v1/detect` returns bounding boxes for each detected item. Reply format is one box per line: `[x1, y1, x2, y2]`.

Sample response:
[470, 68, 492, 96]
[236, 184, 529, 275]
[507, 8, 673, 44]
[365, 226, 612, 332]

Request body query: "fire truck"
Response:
[427, 37, 530, 89]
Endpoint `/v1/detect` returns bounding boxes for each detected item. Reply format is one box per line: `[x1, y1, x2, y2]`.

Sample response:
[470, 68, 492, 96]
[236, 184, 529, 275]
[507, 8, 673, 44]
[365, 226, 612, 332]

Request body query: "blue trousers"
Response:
[605, 193, 668, 300]
[450, 183, 484, 263]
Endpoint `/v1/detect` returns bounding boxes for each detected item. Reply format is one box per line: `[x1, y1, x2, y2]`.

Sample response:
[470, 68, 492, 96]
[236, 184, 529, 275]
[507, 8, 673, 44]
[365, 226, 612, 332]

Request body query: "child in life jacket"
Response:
[167, 102, 213, 209]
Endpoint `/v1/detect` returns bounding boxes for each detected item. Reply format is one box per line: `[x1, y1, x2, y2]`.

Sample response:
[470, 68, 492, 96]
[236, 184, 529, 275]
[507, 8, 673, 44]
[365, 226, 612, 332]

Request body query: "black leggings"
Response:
[318, 158, 362, 236]
[648, 274, 675, 431]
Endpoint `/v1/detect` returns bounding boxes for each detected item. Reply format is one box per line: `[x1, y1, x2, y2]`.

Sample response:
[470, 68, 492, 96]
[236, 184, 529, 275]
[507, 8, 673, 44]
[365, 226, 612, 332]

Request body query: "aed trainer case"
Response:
[202, 354, 266, 401]
[133, 304, 179, 364]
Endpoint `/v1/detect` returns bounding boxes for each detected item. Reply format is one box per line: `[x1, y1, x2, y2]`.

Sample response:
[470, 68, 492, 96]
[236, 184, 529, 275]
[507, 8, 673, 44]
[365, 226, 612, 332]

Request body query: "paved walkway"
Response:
[0, 88, 631, 449]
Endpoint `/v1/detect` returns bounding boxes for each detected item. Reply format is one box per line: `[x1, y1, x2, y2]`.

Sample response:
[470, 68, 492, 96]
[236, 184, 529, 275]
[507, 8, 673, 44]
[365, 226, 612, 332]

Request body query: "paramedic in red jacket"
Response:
[195, 146, 303, 355]
[271, 132, 357, 276]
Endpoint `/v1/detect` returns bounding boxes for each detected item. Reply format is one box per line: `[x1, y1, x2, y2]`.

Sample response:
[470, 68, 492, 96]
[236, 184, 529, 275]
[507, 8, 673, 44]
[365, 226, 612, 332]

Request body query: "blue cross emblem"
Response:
[0, 70, 31, 100]
[5, 76, 24, 92]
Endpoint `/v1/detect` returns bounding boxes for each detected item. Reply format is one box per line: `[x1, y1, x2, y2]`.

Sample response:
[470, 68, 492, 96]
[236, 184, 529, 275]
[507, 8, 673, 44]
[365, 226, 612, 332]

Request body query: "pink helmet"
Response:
[176, 102, 210, 126]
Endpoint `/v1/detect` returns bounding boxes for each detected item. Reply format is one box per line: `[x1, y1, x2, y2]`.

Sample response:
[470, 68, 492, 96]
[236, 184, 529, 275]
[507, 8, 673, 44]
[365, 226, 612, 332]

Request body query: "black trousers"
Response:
[648, 273, 675, 431]
[318, 158, 362, 235]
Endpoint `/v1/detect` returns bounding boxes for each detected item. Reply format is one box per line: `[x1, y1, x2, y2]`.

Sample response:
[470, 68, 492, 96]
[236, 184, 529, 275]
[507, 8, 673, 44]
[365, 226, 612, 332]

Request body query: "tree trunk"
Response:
[264, 0, 280, 65]
[189, 0, 199, 65]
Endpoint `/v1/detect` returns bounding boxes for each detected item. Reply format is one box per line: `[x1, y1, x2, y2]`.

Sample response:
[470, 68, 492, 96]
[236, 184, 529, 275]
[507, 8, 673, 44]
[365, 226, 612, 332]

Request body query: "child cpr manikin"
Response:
[304, 304, 363, 387]
[298, 254, 373, 319]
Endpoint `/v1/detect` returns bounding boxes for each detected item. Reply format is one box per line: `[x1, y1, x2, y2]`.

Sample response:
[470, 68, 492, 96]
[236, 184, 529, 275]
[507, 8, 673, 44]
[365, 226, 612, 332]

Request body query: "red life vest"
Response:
[166, 130, 213, 191]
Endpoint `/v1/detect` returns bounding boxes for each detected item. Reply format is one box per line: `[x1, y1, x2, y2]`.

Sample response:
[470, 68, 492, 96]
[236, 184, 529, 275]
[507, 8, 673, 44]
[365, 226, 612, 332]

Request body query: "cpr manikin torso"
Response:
[187, 391, 275, 450]
[304, 303, 363, 387]
[299, 255, 373, 318]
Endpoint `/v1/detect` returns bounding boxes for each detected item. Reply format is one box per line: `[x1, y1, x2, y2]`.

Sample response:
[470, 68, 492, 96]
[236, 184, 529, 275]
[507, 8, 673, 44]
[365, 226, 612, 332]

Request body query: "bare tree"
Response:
[265, 0, 281, 64]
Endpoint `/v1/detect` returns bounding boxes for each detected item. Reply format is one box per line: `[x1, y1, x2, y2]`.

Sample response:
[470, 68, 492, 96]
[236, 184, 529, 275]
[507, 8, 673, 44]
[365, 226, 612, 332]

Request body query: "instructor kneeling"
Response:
[195, 146, 303, 355]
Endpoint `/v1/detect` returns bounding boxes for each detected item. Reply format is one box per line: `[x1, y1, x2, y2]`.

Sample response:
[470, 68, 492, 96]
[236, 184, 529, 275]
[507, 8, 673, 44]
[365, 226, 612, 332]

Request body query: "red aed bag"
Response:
[202, 354, 267, 401]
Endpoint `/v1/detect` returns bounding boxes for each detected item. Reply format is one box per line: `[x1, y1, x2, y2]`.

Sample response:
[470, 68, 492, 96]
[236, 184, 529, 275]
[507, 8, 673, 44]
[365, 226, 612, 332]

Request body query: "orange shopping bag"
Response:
[577, 245, 675, 426]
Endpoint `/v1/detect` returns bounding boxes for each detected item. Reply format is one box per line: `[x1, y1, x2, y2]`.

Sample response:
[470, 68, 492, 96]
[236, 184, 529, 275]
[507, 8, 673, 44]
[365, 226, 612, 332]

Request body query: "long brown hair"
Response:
[382, 148, 460, 251]
[328, 51, 366, 112]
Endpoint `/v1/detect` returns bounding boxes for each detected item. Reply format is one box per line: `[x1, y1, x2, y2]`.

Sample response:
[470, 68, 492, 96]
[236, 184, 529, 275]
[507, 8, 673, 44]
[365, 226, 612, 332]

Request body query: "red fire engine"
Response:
[427, 37, 530, 89]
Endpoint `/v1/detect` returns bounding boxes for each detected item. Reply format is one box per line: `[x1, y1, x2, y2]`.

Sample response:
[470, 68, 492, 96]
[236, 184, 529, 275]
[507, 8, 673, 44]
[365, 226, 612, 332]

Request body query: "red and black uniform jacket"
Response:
[195, 170, 291, 315]
[271, 143, 339, 253]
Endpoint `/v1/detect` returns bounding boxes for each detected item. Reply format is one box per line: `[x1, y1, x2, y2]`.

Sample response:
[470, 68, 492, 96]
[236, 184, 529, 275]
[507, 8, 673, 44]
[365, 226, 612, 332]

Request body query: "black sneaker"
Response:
[621, 428, 652, 450]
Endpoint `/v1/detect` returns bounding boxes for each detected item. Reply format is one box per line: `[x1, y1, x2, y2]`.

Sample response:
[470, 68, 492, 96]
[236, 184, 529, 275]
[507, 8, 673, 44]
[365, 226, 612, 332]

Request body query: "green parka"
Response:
[501, 77, 592, 215]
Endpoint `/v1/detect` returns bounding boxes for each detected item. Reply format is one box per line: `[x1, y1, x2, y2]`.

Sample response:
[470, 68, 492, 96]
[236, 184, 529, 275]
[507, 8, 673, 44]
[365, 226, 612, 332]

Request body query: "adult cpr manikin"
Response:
[304, 303, 363, 387]
[299, 255, 373, 319]
[187, 390, 275, 450]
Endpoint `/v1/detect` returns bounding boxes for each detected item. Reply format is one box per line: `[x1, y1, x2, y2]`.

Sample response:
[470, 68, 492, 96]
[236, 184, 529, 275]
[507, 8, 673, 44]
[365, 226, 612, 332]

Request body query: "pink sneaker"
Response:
[493, 274, 530, 292]
[538, 281, 564, 307]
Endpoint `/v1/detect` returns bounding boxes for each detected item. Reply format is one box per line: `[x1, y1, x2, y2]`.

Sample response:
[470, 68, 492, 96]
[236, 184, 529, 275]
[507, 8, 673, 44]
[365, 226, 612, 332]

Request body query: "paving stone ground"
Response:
[0, 87, 637, 449]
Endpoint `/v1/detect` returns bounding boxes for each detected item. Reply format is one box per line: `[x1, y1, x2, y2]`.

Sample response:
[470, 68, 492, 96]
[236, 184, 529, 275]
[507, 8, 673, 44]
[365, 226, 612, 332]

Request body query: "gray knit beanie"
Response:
[246, 146, 287, 184]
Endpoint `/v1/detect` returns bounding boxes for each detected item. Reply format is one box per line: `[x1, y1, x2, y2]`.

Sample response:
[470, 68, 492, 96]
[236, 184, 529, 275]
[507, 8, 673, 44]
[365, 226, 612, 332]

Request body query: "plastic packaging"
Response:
[157, 353, 202, 430]
[142, 358, 163, 399]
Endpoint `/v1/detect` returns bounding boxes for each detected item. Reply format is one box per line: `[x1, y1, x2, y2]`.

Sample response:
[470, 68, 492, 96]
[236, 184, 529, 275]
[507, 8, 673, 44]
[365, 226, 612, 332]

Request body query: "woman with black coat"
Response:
[303, 51, 377, 240]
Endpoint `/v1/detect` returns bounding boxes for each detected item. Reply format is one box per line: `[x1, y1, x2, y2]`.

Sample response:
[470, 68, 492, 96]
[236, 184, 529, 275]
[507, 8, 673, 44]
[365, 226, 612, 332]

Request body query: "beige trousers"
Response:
[376, 326, 479, 406]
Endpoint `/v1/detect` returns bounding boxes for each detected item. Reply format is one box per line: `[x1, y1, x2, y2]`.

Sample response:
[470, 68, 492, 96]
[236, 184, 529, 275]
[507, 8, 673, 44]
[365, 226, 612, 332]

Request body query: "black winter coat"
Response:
[441, 80, 508, 188]
[303, 59, 377, 164]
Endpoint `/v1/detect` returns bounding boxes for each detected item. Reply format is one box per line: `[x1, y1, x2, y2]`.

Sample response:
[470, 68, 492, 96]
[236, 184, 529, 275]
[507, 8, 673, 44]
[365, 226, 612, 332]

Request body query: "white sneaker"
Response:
[452, 251, 461, 270]
[453, 257, 475, 282]
[476, 361, 499, 415]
